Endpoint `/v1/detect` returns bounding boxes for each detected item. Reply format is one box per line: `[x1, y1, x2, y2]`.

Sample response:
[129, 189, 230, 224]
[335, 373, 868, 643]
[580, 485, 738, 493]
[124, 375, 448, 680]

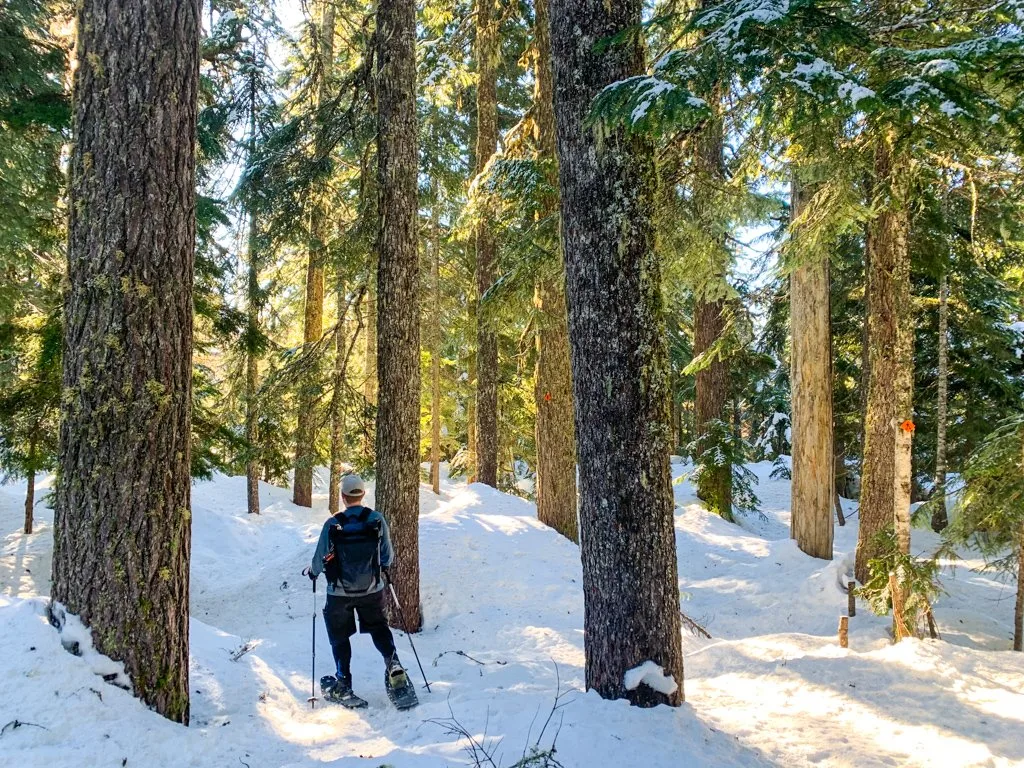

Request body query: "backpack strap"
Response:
[357, 507, 372, 523]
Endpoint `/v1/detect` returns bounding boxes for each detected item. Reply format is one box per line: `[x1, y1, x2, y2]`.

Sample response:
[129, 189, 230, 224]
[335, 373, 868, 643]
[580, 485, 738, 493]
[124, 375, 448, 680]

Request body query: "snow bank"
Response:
[1, 464, 1022, 767]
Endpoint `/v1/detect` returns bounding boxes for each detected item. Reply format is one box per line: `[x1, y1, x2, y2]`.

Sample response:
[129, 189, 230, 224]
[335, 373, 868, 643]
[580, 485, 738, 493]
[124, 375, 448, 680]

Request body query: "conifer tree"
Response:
[550, 0, 684, 707]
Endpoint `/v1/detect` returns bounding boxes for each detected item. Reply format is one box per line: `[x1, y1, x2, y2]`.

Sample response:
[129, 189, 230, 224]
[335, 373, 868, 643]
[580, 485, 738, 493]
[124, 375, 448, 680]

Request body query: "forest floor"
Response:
[1, 462, 1022, 767]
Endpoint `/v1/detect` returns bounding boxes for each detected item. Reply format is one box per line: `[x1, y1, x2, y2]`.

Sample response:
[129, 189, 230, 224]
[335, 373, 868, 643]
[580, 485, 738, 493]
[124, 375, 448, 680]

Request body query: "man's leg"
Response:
[355, 590, 398, 663]
[322, 594, 357, 679]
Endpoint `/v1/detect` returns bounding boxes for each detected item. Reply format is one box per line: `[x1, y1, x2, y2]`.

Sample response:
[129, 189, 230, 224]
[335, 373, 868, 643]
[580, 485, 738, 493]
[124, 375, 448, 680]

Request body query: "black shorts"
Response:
[323, 590, 389, 638]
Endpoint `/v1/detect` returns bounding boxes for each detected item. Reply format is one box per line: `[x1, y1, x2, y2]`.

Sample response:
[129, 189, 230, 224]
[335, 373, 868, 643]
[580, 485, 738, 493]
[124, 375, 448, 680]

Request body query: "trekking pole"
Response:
[386, 576, 431, 692]
[302, 567, 318, 709]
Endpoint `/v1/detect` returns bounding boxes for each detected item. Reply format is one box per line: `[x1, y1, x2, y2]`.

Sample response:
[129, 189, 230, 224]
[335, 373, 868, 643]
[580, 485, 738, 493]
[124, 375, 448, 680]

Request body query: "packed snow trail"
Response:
[1, 464, 1022, 767]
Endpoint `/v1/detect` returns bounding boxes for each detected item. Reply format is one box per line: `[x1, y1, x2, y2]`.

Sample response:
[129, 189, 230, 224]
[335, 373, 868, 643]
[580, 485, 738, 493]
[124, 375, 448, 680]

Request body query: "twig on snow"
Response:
[1, 720, 48, 737]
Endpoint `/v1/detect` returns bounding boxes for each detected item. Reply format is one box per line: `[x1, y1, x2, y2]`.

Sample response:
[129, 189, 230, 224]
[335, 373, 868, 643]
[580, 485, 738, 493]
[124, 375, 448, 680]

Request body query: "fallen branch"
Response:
[1, 720, 48, 737]
[680, 610, 712, 639]
[230, 641, 257, 662]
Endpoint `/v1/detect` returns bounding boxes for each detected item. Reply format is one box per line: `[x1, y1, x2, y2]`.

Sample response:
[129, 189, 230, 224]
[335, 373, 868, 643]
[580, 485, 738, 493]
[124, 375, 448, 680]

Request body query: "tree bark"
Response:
[53, 0, 198, 724]
[293, 0, 335, 507]
[533, 0, 577, 542]
[474, 0, 499, 488]
[375, 0, 421, 631]
[329, 284, 364, 515]
[931, 271, 949, 532]
[789, 174, 834, 560]
[692, 103, 732, 522]
[1015, 530, 1023, 652]
[856, 137, 913, 583]
[431, 200, 442, 495]
[245, 70, 261, 517]
[23, 432, 36, 535]
[551, 0, 684, 707]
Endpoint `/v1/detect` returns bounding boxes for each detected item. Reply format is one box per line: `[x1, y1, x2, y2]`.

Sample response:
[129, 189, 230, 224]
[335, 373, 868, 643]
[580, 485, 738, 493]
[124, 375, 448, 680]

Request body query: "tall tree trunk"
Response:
[376, 0, 421, 631]
[474, 0, 499, 488]
[329, 284, 364, 515]
[1015, 530, 1023, 651]
[533, 0, 577, 542]
[245, 71, 261, 517]
[856, 137, 913, 583]
[431, 200, 443, 495]
[293, 0, 335, 507]
[931, 271, 949, 532]
[550, 0, 684, 707]
[23, 432, 36, 535]
[789, 175, 834, 560]
[53, 0, 198, 724]
[692, 103, 733, 522]
[364, 282, 378, 405]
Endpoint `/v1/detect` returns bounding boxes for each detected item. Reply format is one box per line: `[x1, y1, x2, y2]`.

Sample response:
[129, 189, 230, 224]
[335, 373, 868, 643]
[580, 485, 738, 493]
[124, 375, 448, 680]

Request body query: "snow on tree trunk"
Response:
[550, 0, 684, 707]
[474, 0, 499, 488]
[53, 0, 198, 724]
[692, 105, 733, 523]
[293, 0, 335, 508]
[533, 0, 578, 543]
[856, 138, 913, 583]
[932, 271, 949, 532]
[789, 175, 834, 560]
[375, 0, 421, 631]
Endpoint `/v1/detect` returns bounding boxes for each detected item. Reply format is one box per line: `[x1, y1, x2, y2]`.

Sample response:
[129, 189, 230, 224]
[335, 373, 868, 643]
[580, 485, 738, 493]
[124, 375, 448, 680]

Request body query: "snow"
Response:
[623, 662, 678, 696]
[2, 464, 1023, 767]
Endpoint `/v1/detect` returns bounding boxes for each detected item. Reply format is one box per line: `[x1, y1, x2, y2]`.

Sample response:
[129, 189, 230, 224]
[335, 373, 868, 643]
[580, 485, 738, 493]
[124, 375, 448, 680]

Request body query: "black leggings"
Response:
[322, 591, 397, 678]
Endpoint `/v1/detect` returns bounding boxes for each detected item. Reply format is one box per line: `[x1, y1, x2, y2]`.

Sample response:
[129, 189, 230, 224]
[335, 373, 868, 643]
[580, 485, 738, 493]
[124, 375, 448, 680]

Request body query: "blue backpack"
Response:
[323, 507, 383, 594]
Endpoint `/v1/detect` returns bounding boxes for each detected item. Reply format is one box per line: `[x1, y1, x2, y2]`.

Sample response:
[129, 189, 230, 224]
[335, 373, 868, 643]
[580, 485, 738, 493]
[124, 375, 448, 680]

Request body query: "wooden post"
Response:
[838, 616, 849, 648]
[848, 581, 856, 617]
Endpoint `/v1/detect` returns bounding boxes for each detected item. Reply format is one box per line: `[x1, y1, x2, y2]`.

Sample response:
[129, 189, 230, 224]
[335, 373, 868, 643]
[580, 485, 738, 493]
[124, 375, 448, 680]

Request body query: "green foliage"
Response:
[857, 529, 943, 639]
[944, 415, 1024, 574]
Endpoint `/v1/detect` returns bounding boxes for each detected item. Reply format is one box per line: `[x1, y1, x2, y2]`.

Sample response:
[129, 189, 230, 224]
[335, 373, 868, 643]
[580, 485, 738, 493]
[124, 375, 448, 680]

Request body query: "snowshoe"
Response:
[320, 674, 368, 709]
[384, 661, 418, 711]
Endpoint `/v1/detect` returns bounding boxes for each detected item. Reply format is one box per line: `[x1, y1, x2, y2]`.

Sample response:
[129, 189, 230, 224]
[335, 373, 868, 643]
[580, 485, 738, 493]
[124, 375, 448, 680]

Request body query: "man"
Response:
[308, 474, 407, 708]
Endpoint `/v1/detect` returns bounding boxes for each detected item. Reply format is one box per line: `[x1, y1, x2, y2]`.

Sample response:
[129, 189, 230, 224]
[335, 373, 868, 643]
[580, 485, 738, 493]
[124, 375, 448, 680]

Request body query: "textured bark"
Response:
[293, 0, 335, 507]
[694, 298, 732, 520]
[533, 0, 577, 543]
[53, 0, 198, 724]
[24, 430, 37, 534]
[856, 138, 913, 583]
[245, 79, 261, 517]
[789, 176, 834, 560]
[364, 283, 378, 405]
[692, 107, 732, 522]
[1015, 532, 1023, 651]
[328, 285, 363, 515]
[430, 202, 442, 495]
[375, 0, 421, 631]
[551, 0, 684, 707]
[931, 272, 949, 532]
[474, 0, 499, 488]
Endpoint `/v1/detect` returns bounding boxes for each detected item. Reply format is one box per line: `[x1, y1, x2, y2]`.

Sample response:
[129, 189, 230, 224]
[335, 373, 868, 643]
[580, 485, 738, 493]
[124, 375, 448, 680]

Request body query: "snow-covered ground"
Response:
[1, 462, 1022, 767]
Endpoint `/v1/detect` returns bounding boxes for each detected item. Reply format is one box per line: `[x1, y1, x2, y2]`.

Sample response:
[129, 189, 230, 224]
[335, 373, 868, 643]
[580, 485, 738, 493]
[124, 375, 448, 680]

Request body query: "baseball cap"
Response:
[341, 474, 365, 497]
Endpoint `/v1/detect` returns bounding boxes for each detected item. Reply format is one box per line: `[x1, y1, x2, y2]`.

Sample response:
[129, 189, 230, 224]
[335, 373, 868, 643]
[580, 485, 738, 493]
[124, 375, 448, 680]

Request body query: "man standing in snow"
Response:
[308, 474, 408, 708]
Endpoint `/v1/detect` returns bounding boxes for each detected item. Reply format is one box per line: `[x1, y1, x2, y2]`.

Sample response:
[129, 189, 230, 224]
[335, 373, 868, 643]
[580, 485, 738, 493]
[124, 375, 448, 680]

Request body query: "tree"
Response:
[947, 415, 1024, 651]
[293, 0, 336, 507]
[931, 270, 949, 531]
[376, 0, 422, 631]
[52, 0, 199, 724]
[550, 0, 684, 706]
[532, 0, 577, 542]
[473, 0, 500, 487]
[857, 134, 914, 581]
[789, 173, 834, 560]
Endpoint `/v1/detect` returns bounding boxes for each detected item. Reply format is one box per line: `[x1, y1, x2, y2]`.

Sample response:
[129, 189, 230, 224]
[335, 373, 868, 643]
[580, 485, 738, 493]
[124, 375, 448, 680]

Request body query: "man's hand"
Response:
[381, 565, 392, 582]
[304, 567, 317, 582]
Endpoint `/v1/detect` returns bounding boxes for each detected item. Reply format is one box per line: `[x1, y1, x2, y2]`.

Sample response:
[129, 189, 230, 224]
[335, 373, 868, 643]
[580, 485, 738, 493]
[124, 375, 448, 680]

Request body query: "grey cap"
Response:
[341, 474, 365, 497]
